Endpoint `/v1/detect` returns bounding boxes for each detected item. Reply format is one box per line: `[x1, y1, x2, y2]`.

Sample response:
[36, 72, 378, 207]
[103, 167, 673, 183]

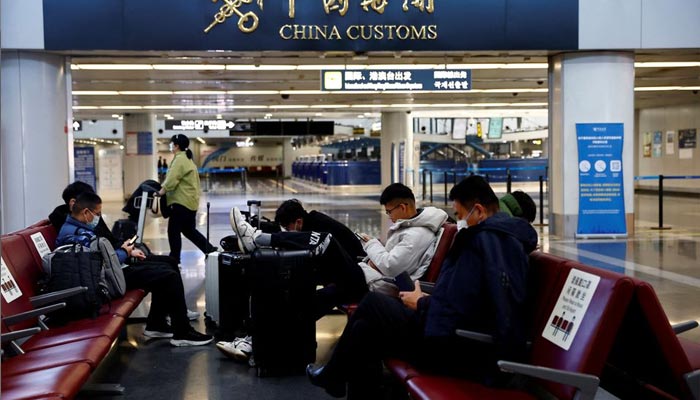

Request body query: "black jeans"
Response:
[122, 262, 190, 335]
[167, 203, 214, 263]
[269, 231, 368, 318]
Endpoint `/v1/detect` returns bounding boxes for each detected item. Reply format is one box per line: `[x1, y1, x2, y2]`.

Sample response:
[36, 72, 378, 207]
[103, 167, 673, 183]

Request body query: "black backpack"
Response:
[42, 244, 108, 324]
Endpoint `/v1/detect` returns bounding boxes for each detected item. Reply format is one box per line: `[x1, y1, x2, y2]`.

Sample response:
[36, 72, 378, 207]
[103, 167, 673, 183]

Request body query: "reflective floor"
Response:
[83, 179, 700, 399]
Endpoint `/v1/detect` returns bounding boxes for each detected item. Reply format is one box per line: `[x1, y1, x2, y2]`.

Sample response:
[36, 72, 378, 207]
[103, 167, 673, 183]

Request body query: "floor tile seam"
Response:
[548, 243, 700, 290]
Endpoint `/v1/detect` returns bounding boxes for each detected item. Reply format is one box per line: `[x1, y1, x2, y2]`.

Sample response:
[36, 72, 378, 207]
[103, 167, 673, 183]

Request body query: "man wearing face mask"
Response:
[306, 175, 538, 398]
[56, 192, 213, 346]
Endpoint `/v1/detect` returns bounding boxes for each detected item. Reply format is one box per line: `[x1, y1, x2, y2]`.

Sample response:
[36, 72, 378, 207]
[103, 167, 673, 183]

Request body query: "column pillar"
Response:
[380, 112, 414, 189]
[1, 51, 71, 232]
[282, 137, 294, 178]
[548, 52, 635, 238]
[123, 114, 157, 199]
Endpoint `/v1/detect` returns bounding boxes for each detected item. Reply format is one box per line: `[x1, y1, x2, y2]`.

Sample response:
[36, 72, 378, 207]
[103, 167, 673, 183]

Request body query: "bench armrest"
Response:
[672, 320, 699, 335]
[30, 286, 87, 308]
[498, 360, 601, 400]
[2, 302, 66, 326]
[455, 329, 494, 344]
[419, 281, 435, 294]
[1, 327, 41, 344]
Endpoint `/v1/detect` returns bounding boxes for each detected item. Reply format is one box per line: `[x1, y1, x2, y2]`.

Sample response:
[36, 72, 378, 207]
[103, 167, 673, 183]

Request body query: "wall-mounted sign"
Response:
[74, 146, 97, 190]
[72, 120, 82, 131]
[165, 120, 236, 131]
[44, 0, 578, 51]
[321, 69, 471, 91]
[679, 128, 697, 149]
[576, 123, 626, 238]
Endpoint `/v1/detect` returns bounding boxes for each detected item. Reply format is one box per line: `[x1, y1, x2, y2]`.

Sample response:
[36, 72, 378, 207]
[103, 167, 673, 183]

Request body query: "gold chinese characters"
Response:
[204, 0, 261, 34]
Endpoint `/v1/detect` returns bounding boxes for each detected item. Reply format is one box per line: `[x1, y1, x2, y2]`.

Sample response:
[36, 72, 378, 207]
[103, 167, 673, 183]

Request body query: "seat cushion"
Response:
[100, 289, 145, 317]
[21, 314, 125, 351]
[679, 337, 700, 370]
[385, 358, 423, 382]
[1, 336, 111, 376]
[0, 362, 91, 400]
[407, 375, 537, 400]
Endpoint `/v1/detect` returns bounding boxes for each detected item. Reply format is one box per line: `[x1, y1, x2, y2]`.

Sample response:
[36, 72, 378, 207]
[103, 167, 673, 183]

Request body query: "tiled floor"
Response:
[83, 179, 700, 399]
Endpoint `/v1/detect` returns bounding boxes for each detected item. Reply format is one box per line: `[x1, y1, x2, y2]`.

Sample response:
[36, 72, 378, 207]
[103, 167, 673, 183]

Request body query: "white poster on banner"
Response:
[30, 232, 51, 258]
[1, 258, 23, 303]
[542, 269, 601, 350]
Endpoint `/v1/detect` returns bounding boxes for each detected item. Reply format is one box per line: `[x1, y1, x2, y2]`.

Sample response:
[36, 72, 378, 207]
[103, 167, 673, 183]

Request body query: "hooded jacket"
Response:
[361, 206, 448, 285]
[418, 212, 538, 349]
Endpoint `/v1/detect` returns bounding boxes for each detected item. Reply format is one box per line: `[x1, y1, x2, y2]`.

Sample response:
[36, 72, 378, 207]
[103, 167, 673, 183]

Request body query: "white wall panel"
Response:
[641, 0, 700, 48]
[1, 0, 44, 49]
[579, 0, 642, 49]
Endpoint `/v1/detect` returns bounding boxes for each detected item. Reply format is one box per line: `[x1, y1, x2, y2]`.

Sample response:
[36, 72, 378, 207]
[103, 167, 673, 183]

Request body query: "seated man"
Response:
[49, 181, 200, 320]
[305, 175, 538, 398]
[499, 190, 537, 223]
[275, 199, 366, 260]
[55, 191, 213, 347]
[356, 183, 447, 295]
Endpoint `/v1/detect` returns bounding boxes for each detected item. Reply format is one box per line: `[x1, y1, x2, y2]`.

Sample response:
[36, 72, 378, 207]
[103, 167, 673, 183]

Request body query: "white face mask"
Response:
[456, 206, 477, 231]
[169, 142, 174, 152]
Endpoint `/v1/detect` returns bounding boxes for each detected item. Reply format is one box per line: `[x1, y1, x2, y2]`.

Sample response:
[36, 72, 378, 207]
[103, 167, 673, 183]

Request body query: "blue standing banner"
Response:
[74, 146, 97, 191]
[576, 123, 627, 237]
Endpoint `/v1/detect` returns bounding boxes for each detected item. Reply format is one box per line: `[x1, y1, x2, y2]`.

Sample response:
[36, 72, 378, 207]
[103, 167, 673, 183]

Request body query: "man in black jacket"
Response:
[274, 199, 366, 260]
[306, 175, 538, 399]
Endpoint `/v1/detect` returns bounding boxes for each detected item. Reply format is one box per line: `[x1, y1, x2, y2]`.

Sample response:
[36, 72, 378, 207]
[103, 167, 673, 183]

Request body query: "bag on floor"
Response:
[42, 244, 108, 323]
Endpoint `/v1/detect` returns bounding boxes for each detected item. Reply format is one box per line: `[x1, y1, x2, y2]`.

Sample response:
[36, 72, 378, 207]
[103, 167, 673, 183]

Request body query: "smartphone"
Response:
[127, 234, 139, 245]
[354, 231, 365, 241]
[394, 271, 415, 292]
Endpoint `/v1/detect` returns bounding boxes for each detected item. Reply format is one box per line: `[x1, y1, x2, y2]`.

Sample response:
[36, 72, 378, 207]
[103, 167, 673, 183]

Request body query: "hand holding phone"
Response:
[355, 232, 369, 242]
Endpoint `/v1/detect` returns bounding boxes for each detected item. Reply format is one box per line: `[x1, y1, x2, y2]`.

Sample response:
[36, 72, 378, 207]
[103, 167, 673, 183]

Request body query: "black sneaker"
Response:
[170, 329, 214, 347]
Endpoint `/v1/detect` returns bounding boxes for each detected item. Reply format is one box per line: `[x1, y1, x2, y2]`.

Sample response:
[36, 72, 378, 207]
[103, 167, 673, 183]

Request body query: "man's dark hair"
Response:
[275, 199, 308, 226]
[379, 183, 415, 205]
[511, 190, 537, 223]
[449, 175, 499, 212]
[72, 192, 102, 214]
[62, 181, 95, 205]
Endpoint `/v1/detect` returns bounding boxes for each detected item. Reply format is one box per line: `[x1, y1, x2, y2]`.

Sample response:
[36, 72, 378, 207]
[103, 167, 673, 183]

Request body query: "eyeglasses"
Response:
[88, 209, 102, 217]
[384, 203, 406, 216]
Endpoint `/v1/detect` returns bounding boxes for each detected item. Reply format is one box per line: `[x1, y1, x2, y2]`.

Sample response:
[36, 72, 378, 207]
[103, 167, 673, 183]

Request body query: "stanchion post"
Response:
[429, 171, 433, 204]
[453, 171, 457, 186]
[539, 175, 544, 226]
[422, 170, 427, 201]
[650, 174, 672, 230]
[506, 168, 512, 193]
[206, 201, 210, 246]
[444, 171, 448, 206]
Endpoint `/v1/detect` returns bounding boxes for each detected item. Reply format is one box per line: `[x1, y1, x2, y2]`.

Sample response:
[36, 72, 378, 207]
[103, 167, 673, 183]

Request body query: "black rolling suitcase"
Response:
[215, 251, 253, 339]
[249, 248, 316, 377]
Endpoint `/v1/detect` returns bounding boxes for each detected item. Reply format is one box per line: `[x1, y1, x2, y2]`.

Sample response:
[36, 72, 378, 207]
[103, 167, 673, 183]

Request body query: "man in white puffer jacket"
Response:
[358, 183, 448, 295]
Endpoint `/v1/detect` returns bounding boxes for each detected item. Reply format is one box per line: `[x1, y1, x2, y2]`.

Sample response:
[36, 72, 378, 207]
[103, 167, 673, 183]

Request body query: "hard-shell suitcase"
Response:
[249, 248, 316, 376]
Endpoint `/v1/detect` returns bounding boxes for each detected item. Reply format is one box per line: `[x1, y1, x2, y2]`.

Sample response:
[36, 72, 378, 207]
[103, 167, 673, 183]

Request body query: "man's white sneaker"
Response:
[216, 335, 253, 362]
[187, 309, 200, 320]
[229, 207, 259, 253]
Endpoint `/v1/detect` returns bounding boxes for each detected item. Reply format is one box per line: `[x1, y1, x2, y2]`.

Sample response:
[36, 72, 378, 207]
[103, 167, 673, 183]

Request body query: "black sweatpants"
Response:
[167, 203, 214, 263]
[269, 231, 368, 318]
[122, 262, 190, 335]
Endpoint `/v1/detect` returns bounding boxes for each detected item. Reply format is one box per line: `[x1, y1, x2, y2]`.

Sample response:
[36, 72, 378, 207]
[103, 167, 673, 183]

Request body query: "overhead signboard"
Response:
[43, 0, 578, 51]
[165, 120, 236, 131]
[321, 69, 471, 91]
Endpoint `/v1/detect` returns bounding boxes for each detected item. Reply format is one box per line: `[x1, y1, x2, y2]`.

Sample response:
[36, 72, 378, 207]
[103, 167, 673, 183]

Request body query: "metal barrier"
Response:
[635, 174, 700, 230]
[421, 166, 549, 224]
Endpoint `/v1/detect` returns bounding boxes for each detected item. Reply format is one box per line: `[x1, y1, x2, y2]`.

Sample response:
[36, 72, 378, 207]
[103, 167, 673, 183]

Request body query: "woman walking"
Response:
[158, 134, 216, 263]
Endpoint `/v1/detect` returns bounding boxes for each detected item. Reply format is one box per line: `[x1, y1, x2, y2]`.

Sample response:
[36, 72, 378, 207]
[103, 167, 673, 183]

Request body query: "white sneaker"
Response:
[187, 309, 200, 321]
[216, 335, 253, 362]
[229, 207, 259, 253]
